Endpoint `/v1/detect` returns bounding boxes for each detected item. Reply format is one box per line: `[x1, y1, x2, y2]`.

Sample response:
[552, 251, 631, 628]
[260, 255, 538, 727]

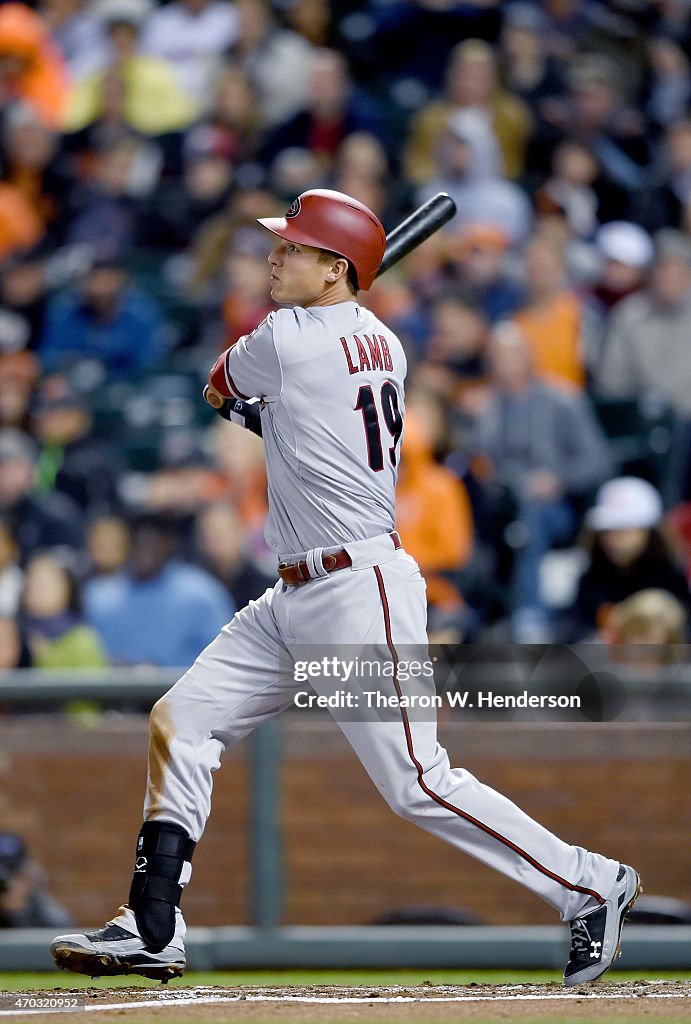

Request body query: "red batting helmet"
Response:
[257, 189, 386, 291]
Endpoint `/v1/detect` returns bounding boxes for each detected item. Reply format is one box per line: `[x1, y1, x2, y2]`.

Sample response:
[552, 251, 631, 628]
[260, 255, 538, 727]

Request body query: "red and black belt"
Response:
[278, 532, 401, 586]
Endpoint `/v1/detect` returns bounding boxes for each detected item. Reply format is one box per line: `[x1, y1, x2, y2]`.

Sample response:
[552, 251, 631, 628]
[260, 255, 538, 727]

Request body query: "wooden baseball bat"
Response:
[376, 192, 457, 279]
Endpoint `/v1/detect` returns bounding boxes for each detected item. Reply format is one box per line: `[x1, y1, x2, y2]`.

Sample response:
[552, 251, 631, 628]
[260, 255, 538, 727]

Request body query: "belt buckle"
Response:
[278, 561, 291, 571]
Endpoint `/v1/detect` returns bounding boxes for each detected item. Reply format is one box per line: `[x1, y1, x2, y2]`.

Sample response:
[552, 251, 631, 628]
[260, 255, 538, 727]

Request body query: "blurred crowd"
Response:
[1, 0, 691, 671]
[0, 831, 72, 927]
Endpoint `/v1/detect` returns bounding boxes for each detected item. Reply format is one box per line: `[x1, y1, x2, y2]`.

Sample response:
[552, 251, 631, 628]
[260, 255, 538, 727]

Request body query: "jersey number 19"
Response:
[355, 382, 403, 472]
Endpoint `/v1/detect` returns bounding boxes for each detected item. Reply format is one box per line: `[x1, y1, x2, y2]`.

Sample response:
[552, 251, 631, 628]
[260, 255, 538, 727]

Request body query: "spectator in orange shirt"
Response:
[0, 183, 43, 261]
[513, 235, 585, 390]
[0, 2, 70, 129]
[1, 104, 68, 241]
[396, 395, 473, 617]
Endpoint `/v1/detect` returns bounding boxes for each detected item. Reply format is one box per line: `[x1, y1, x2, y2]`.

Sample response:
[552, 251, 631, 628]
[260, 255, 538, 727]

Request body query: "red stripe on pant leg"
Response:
[372, 565, 606, 906]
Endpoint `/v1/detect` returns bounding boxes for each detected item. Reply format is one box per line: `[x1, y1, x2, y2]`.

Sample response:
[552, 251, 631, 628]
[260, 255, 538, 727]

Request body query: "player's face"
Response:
[267, 240, 334, 306]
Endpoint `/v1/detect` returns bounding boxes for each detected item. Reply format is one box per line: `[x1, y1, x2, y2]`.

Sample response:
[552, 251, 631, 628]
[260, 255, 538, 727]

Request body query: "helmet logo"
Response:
[285, 197, 301, 219]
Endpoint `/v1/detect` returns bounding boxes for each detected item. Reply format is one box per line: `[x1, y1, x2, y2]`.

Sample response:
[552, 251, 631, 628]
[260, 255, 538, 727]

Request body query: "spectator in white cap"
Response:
[593, 221, 654, 311]
[596, 228, 691, 420]
[583, 220, 654, 371]
[567, 476, 690, 638]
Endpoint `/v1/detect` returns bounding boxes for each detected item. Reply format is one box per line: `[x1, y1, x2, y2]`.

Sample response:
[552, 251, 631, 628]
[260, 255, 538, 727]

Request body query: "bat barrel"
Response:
[376, 193, 457, 278]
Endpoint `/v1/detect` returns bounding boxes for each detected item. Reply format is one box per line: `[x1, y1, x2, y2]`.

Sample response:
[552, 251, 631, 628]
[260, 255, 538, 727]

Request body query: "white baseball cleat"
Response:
[563, 864, 642, 986]
[50, 904, 185, 982]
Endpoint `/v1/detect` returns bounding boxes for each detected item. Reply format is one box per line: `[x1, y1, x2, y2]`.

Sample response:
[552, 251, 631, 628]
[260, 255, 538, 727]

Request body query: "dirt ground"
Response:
[1, 980, 690, 1024]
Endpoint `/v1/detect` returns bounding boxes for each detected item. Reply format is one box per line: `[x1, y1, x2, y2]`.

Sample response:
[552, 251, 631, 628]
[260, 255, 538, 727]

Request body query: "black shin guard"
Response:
[128, 821, 196, 952]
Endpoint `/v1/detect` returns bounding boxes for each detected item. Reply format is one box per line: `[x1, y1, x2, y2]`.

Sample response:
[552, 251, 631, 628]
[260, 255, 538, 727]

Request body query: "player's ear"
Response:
[325, 257, 349, 283]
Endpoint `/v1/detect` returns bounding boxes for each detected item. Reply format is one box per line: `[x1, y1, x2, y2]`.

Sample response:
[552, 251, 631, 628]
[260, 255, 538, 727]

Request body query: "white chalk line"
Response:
[0, 989, 688, 1016]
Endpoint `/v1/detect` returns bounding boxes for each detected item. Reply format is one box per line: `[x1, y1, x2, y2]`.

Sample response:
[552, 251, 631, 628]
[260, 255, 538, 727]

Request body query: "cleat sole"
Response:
[51, 942, 184, 982]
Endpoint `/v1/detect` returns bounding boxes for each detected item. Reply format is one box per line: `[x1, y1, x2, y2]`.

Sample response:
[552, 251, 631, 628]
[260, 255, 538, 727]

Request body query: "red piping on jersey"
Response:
[224, 349, 250, 401]
[372, 565, 607, 907]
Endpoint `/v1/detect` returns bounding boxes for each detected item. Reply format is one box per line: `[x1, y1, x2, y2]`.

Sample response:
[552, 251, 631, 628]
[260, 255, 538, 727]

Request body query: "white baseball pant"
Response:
[144, 534, 619, 922]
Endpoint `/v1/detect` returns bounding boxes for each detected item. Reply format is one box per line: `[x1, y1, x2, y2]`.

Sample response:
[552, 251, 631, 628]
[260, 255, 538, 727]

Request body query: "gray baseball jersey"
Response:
[221, 301, 406, 556]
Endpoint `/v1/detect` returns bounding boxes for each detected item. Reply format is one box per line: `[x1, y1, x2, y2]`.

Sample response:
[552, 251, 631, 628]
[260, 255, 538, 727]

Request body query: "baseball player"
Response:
[51, 190, 640, 986]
